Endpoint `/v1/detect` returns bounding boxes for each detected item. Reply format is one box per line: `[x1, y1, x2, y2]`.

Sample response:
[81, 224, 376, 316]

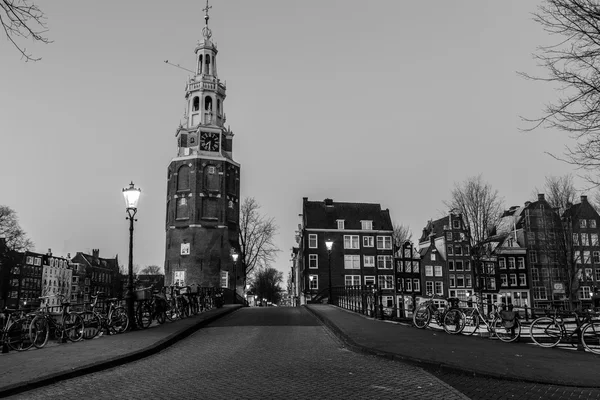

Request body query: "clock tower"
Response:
[164, 2, 240, 290]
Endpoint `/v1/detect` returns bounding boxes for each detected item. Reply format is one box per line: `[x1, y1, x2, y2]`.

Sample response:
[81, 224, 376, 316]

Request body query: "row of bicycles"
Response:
[0, 286, 224, 352]
[411, 293, 600, 354]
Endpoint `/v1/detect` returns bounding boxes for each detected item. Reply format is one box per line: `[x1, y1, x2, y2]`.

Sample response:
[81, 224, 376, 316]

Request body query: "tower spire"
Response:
[202, 0, 213, 41]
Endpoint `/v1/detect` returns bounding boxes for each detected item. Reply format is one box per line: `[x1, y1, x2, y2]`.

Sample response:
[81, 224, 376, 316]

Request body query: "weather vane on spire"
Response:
[202, 0, 213, 40]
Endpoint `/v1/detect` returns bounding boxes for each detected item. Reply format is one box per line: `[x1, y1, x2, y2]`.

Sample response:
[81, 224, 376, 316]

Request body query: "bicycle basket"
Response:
[500, 310, 517, 328]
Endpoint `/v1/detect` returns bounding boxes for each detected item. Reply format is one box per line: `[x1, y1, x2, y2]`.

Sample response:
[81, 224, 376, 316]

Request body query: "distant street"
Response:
[7, 307, 467, 400]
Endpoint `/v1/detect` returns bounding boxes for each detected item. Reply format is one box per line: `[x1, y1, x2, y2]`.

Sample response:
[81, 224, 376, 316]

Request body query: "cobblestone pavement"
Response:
[430, 370, 600, 400]
[7, 307, 469, 400]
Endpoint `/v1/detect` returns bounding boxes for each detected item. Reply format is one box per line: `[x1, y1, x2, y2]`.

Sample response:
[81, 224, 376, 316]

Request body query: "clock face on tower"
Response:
[200, 132, 219, 151]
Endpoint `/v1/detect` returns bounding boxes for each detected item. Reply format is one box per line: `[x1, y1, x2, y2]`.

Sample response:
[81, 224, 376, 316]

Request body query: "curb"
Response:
[305, 305, 600, 389]
[0, 306, 242, 398]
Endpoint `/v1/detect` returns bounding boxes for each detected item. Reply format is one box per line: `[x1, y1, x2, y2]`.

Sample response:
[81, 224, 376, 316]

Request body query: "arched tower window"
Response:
[177, 165, 190, 191]
[192, 97, 199, 112]
[204, 165, 219, 191]
[205, 54, 211, 75]
[176, 197, 189, 219]
[198, 55, 203, 74]
[217, 99, 221, 115]
[204, 96, 213, 124]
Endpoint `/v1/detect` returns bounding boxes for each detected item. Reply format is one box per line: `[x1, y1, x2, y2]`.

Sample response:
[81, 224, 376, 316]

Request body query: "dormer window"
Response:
[361, 220, 373, 230]
[337, 220, 345, 230]
[453, 219, 460, 229]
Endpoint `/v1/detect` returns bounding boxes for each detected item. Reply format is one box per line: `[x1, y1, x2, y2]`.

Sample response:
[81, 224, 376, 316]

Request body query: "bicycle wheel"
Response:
[462, 309, 480, 336]
[189, 297, 199, 315]
[166, 299, 179, 321]
[29, 315, 50, 349]
[80, 311, 101, 339]
[529, 317, 561, 347]
[137, 302, 153, 329]
[6, 317, 34, 351]
[581, 322, 600, 355]
[493, 317, 521, 343]
[109, 307, 130, 334]
[64, 313, 85, 342]
[412, 304, 431, 329]
[178, 299, 189, 318]
[443, 308, 466, 334]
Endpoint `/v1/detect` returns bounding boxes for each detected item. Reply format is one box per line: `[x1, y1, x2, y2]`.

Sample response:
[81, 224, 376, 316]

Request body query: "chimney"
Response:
[92, 249, 99, 259]
[581, 195, 588, 203]
[324, 198, 334, 207]
[538, 194, 545, 201]
[47, 248, 52, 256]
[524, 201, 531, 207]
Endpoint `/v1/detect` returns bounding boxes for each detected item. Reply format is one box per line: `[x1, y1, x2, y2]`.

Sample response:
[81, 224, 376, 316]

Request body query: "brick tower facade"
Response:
[164, 3, 240, 289]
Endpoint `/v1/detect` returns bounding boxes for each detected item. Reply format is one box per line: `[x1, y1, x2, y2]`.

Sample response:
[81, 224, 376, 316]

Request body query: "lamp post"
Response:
[231, 252, 238, 304]
[325, 239, 333, 304]
[122, 181, 141, 330]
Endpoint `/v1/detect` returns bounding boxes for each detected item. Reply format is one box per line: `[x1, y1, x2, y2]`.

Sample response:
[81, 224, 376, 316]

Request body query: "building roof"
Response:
[418, 215, 456, 242]
[302, 198, 393, 231]
[71, 250, 119, 271]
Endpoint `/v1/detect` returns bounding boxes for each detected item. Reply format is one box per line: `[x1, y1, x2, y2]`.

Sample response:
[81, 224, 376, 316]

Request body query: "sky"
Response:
[0, 1, 589, 278]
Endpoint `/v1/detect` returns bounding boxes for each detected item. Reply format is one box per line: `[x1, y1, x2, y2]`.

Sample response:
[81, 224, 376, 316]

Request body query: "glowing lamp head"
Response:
[325, 240, 333, 251]
[232, 252, 239, 262]
[122, 182, 141, 210]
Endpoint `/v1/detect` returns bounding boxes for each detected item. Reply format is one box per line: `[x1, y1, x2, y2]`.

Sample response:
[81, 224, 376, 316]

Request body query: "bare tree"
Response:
[1, 0, 51, 61]
[0, 205, 33, 251]
[238, 197, 280, 289]
[250, 266, 284, 305]
[392, 223, 412, 251]
[520, 0, 600, 186]
[119, 263, 141, 276]
[444, 175, 504, 246]
[140, 265, 162, 275]
[532, 174, 579, 215]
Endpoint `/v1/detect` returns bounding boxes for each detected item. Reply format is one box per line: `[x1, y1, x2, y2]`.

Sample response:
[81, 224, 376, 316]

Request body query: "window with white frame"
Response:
[425, 265, 433, 276]
[580, 219, 587, 228]
[174, 271, 186, 287]
[309, 234, 317, 248]
[596, 268, 600, 281]
[582, 234, 590, 247]
[466, 275, 472, 287]
[434, 266, 442, 277]
[405, 278, 412, 291]
[584, 251, 592, 264]
[363, 236, 374, 247]
[519, 273, 526, 286]
[309, 275, 318, 289]
[465, 261, 471, 271]
[449, 274, 455, 287]
[517, 258, 525, 269]
[364, 276, 375, 286]
[425, 281, 433, 295]
[456, 274, 464, 287]
[361, 220, 373, 230]
[594, 251, 600, 263]
[446, 232, 452, 241]
[592, 234, 599, 246]
[447, 246, 453, 255]
[344, 255, 360, 269]
[590, 220, 597, 228]
[431, 253, 436, 261]
[337, 220, 345, 230]
[435, 281, 443, 295]
[413, 279, 420, 292]
[448, 260, 454, 271]
[508, 258, 515, 269]
[345, 275, 360, 286]
[376, 236, 392, 249]
[530, 251, 537, 263]
[344, 235, 359, 249]
[585, 268, 593, 280]
[509, 274, 517, 286]
[499, 258, 506, 269]
[378, 275, 394, 289]
[309, 254, 318, 268]
[412, 261, 419, 273]
[533, 286, 547, 300]
[501, 274, 509, 287]
[377, 255, 393, 269]
[363, 255, 375, 268]
[579, 286, 592, 300]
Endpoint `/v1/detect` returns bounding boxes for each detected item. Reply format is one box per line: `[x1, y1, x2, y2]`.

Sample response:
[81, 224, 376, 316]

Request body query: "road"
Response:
[7, 307, 467, 400]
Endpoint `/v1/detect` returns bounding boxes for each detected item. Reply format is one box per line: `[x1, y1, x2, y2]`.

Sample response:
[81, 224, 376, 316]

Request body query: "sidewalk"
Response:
[0, 305, 242, 398]
[306, 304, 600, 388]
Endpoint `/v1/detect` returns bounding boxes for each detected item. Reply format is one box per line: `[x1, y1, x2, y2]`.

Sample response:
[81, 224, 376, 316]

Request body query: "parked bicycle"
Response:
[80, 292, 129, 339]
[529, 308, 600, 354]
[462, 298, 521, 343]
[137, 286, 170, 328]
[413, 293, 466, 334]
[29, 294, 85, 348]
[1, 308, 34, 352]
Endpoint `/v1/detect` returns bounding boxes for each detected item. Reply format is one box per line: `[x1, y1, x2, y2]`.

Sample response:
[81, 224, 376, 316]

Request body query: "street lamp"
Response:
[325, 239, 333, 304]
[122, 181, 141, 330]
[231, 251, 239, 304]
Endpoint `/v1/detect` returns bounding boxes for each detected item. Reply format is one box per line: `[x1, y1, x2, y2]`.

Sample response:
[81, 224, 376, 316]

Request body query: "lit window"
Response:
[434, 266, 442, 277]
[344, 255, 360, 269]
[337, 220, 345, 230]
[425, 265, 433, 276]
